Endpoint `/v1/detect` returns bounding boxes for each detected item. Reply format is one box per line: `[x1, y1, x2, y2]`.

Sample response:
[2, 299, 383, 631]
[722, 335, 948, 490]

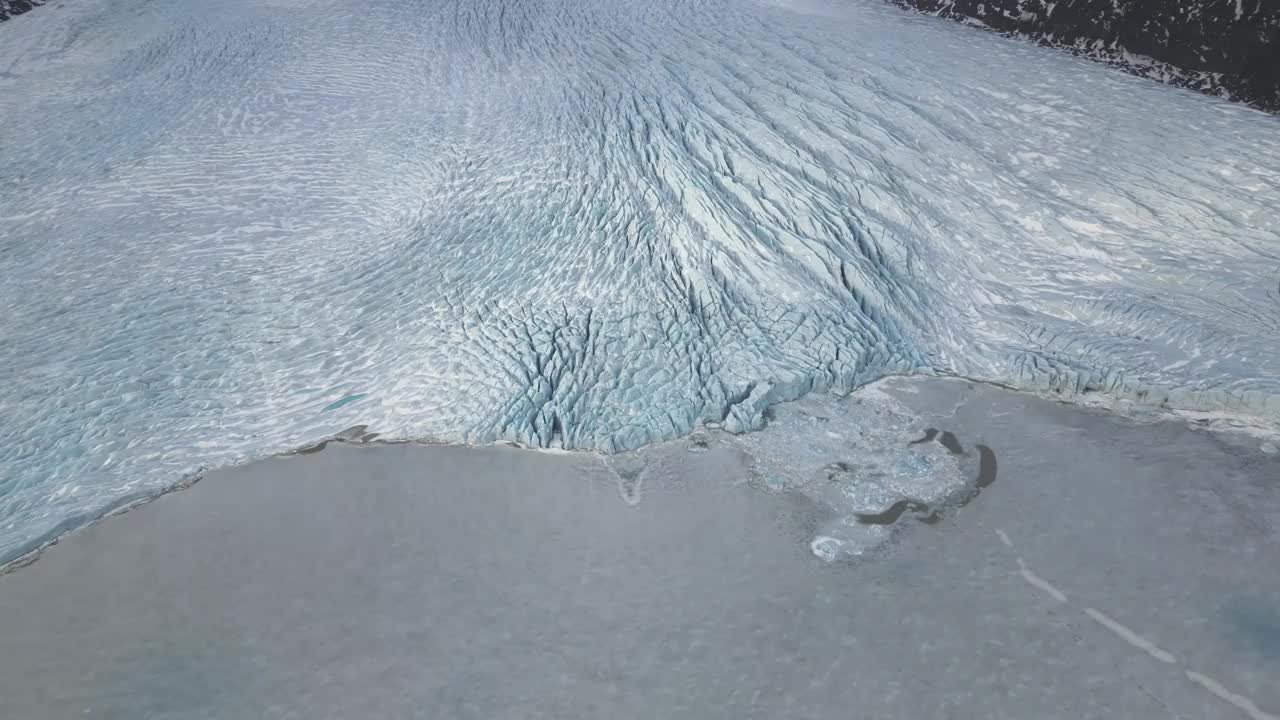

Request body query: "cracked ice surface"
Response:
[690, 384, 981, 559]
[1, 0, 1278, 562]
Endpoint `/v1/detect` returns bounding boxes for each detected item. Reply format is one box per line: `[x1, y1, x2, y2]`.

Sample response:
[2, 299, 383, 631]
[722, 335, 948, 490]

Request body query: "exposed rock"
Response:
[888, 0, 1280, 112]
[0, 1, 48, 23]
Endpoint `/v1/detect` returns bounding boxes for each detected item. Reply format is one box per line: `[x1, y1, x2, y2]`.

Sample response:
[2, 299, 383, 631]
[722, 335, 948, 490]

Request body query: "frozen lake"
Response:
[1, 378, 1277, 718]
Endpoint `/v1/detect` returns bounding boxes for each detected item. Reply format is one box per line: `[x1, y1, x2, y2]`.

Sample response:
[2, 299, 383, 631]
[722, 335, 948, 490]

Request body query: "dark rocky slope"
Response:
[0, 0, 49, 22]
[890, 0, 1280, 112]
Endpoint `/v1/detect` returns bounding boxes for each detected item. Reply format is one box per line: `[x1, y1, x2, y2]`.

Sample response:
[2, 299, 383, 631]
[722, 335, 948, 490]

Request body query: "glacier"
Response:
[0, 0, 1278, 564]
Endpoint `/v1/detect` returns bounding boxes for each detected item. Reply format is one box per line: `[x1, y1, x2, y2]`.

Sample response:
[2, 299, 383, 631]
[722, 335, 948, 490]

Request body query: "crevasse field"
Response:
[1, 0, 1278, 563]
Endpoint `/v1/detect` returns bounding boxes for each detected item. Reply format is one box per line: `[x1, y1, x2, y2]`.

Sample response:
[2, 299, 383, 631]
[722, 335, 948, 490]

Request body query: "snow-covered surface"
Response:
[1, 0, 1278, 563]
[2, 378, 1277, 719]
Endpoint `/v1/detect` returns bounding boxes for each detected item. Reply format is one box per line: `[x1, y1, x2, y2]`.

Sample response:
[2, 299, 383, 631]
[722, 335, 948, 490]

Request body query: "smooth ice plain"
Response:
[2, 378, 1278, 719]
[1, 0, 1279, 563]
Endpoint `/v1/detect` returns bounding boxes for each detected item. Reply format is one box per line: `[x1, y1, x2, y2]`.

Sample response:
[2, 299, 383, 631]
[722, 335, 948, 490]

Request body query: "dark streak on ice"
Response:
[855, 499, 939, 525]
[855, 428, 999, 527]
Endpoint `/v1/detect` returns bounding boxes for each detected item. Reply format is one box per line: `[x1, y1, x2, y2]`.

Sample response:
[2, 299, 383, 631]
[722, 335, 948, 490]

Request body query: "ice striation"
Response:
[1, 0, 1279, 563]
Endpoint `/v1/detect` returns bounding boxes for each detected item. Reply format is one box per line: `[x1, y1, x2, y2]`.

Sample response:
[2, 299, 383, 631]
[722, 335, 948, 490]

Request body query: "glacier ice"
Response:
[711, 383, 986, 559]
[1, 0, 1278, 563]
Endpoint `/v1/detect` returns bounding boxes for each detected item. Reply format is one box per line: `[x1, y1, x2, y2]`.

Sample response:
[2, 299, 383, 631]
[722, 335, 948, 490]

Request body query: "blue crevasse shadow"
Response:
[323, 393, 367, 412]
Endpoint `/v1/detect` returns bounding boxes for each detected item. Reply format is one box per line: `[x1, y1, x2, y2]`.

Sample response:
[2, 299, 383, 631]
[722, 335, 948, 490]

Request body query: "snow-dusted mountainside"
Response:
[0, 0, 47, 22]
[890, 0, 1280, 111]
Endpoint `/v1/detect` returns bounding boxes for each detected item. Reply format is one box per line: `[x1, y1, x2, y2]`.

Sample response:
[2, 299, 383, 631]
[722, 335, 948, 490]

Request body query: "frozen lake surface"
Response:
[1, 0, 1278, 562]
[1, 378, 1277, 719]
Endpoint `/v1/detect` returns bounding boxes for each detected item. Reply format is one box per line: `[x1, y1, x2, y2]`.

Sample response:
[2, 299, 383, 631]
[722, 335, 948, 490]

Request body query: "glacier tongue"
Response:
[1, 0, 1278, 563]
